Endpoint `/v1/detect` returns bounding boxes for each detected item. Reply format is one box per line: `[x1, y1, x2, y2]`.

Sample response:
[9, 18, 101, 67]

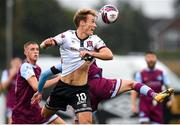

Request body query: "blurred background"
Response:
[0, 0, 180, 124]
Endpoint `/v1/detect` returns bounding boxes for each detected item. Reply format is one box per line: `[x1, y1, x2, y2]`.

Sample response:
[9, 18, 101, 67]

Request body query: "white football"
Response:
[100, 5, 119, 24]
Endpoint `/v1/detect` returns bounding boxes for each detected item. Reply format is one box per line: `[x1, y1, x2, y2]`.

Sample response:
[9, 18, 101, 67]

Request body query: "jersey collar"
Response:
[75, 31, 89, 41]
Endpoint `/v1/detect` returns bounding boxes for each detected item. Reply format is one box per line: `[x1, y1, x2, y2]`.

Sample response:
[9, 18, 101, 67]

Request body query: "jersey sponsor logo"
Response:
[70, 47, 79, 51]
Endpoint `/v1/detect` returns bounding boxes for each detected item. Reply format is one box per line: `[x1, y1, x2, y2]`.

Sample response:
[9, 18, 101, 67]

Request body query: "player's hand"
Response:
[80, 50, 94, 61]
[40, 38, 56, 49]
[80, 50, 92, 58]
[31, 91, 42, 104]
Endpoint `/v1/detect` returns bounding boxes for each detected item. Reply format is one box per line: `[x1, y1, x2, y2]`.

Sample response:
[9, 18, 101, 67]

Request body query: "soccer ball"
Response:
[100, 5, 119, 24]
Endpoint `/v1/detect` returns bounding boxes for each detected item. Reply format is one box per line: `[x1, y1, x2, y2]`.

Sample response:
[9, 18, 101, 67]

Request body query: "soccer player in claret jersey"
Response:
[32, 59, 174, 123]
[31, 8, 113, 124]
[11, 41, 65, 124]
[0, 57, 22, 124]
[131, 51, 173, 124]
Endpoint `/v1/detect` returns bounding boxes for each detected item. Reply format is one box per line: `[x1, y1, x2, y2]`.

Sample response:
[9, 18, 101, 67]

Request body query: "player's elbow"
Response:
[107, 50, 113, 60]
[106, 53, 113, 60]
[109, 54, 113, 60]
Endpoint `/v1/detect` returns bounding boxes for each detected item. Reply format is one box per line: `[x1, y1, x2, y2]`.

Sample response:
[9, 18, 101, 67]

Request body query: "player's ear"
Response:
[80, 20, 85, 26]
[24, 48, 27, 56]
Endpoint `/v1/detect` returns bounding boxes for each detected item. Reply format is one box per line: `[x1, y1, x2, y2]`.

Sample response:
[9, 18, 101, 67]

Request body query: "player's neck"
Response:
[76, 29, 88, 40]
[26, 58, 36, 65]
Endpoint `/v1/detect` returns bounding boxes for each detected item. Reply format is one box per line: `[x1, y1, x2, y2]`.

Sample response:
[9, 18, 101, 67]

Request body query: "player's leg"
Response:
[42, 81, 68, 120]
[76, 111, 93, 124]
[70, 83, 93, 124]
[48, 115, 66, 124]
[41, 106, 57, 119]
[41, 110, 66, 124]
[138, 103, 151, 124]
[117, 79, 174, 102]
[6, 108, 12, 124]
[41, 100, 66, 124]
[117, 79, 156, 98]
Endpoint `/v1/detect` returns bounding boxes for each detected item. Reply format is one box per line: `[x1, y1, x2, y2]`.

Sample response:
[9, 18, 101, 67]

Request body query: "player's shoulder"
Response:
[57, 30, 75, 38]
[20, 62, 33, 71]
[89, 34, 100, 39]
[155, 68, 164, 74]
[155, 68, 163, 71]
[20, 62, 40, 71]
[64, 30, 75, 35]
[140, 68, 146, 72]
[89, 34, 103, 43]
[140, 68, 148, 74]
[21, 62, 33, 68]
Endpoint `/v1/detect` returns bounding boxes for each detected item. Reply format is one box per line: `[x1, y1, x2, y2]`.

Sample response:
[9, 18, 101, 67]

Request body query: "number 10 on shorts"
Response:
[76, 93, 87, 105]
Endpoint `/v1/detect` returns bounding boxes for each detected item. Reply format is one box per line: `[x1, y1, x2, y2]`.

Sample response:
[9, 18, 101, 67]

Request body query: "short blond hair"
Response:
[24, 41, 38, 50]
[73, 8, 97, 28]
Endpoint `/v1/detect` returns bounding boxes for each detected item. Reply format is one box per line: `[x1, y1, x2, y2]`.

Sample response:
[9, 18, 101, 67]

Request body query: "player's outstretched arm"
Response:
[80, 47, 113, 61]
[44, 75, 61, 88]
[38, 64, 62, 93]
[40, 38, 57, 49]
[38, 68, 55, 93]
[31, 64, 62, 104]
[94, 47, 113, 60]
[31, 75, 61, 104]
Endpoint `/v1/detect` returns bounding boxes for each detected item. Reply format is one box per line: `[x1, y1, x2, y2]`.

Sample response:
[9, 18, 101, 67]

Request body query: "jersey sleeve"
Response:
[38, 64, 62, 93]
[134, 72, 142, 83]
[162, 72, 170, 86]
[1, 70, 8, 82]
[20, 63, 35, 80]
[52, 32, 66, 46]
[51, 64, 62, 74]
[94, 35, 106, 50]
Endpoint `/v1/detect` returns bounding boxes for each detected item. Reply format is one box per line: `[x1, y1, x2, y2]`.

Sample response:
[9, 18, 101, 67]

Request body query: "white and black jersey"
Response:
[53, 30, 106, 76]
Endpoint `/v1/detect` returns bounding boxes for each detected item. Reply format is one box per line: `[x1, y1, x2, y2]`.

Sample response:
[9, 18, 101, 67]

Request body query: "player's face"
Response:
[145, 54, 157, 69]
[83, 14, 97, 36]
[25, 44, 39, 62]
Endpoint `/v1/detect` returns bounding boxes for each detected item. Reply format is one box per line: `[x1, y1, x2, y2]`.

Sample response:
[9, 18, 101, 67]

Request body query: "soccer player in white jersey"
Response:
[32, 8, 113, 124]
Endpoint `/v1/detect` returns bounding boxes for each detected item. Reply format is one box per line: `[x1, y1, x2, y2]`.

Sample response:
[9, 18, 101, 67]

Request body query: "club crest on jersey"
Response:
[86, 41, 93, 47]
